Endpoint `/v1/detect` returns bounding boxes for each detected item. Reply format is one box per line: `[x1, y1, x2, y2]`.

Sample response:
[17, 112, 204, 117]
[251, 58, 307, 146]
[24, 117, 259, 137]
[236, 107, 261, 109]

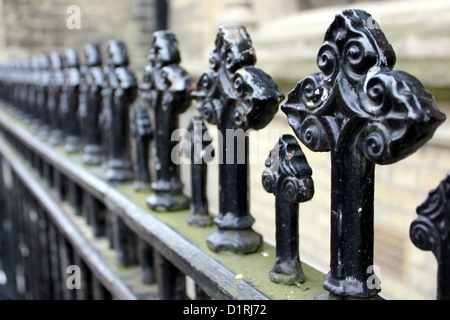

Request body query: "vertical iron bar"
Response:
[155, 0, 168, 31]
[192, 25, 283, 254]
[36, 206, 53, 299]
[48, 222, 62, 300]
[185, 117, 213, 227]
[154, 251, 186, 300]
[410, 174, 450, 300]
[58, 233, 75, 300]
[139, 240, 155, 284]
[68, 181, 83, 216]
[141, 31, 191, 211]
[113, 217, 138, 267]
[73, 254, 92, 300]
[86, 195, 106, 238]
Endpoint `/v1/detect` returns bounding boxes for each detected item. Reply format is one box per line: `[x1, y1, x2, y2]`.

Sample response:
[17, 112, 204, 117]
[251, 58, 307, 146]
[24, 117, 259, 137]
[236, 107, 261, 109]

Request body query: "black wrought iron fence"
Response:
[0, 9, 448, 301]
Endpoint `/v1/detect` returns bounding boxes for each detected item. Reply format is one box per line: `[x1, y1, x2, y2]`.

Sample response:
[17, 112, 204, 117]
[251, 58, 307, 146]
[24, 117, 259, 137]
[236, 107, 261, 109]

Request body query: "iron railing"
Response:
[0, 9, 448, 301]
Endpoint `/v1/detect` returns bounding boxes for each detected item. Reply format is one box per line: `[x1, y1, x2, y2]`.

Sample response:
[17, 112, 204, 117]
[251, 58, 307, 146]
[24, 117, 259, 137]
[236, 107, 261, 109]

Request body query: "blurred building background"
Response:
[0, 0, 449, 299]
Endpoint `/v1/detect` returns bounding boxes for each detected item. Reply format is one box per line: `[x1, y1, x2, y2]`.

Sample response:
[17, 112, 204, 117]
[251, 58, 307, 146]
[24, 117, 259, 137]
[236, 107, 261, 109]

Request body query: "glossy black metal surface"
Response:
[47, 52, 65, 146]
[36, 55, 51, 139]
[28, 56, 40, 130]
[80, 43, 104, 166]
[140, 30, 192, 211]
[0, 8, 447, 300]
[262, 135, 314, 285]
[410, 174, 450, 300]
[131, 105, 153, 192]
[101, 40, 137, 182]
[60, 48, 81, 154]
[193, 25, 284, 254]
[282, 9, 446, 297]
[184, 116, 214, 227]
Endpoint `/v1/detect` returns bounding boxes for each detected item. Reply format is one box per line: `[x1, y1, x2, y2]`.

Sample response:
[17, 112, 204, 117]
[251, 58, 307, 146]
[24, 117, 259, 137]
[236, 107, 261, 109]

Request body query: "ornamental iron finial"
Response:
[410, 174, 450, 300]
[36, 54, 51, 139]
[61, 48, 81, 153]
[193, 25, 284, 254]
[47, 52, 65, 146]
[184, 116, 214, 227]
[102, 40, 138, 182]
[141, 30, 193, 211]
[281, 9, 446, 297]
[80, 43, 104, 166]
[131, 105, 153, 192]
[262, 134, 314, 284]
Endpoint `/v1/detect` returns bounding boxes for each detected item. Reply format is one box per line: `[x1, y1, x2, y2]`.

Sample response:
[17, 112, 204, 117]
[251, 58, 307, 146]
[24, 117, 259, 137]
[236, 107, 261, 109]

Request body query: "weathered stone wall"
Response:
[0, 0, 157, 76]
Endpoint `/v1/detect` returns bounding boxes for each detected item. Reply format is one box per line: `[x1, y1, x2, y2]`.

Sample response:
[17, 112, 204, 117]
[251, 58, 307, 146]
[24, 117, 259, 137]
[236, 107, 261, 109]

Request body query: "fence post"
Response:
[185, 116, 214, 227]
[102, 40, 137, 182]
[29, 56, 40, 130]
[80, 43, 104, 166]
[21, 59, 32, 123]
[140, 30, 192, 211]
[282, 9, 446, 298]
[154, 252, 187, 299]
[262, 134, 314, 284]
[193, 25, 284, 254]
[131, 106, 153, 192]
[61, 48, 81, 154]
[37, 55, 51, 139]
[410, 174, 450, 300]
[47, 52, 65, 146]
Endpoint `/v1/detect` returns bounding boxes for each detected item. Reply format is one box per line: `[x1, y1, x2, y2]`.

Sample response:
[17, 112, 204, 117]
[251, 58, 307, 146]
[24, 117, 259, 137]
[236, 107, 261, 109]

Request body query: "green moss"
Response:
[117, 184, 328, 300]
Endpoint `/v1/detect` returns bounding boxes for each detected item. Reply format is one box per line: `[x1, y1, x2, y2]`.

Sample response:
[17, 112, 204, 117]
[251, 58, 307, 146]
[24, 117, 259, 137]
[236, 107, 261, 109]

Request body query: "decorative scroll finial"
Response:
[141, 30, 192, 211]
[47, 52, 65, 146]
[80, 43, 104, 166]
[36, 55, 51, 139]
[184, 117, 214, 227]
[61, 48, 81, 153]
[262, 134, 314, 285]
[193, 25, 284, 254]
[131, 106, 153, 192]
[20, 58, 32, 122]
[281, 9, 446, 297]
[410, 174, 450, 300]
[102, 40, 137, 182]
[29, 56, 41, 130]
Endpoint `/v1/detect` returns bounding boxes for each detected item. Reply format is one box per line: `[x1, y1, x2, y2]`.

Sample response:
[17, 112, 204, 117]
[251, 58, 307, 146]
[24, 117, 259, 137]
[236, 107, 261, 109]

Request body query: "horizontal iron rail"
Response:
[0, 133, 137, 299]
[0, 106, 284, 300]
